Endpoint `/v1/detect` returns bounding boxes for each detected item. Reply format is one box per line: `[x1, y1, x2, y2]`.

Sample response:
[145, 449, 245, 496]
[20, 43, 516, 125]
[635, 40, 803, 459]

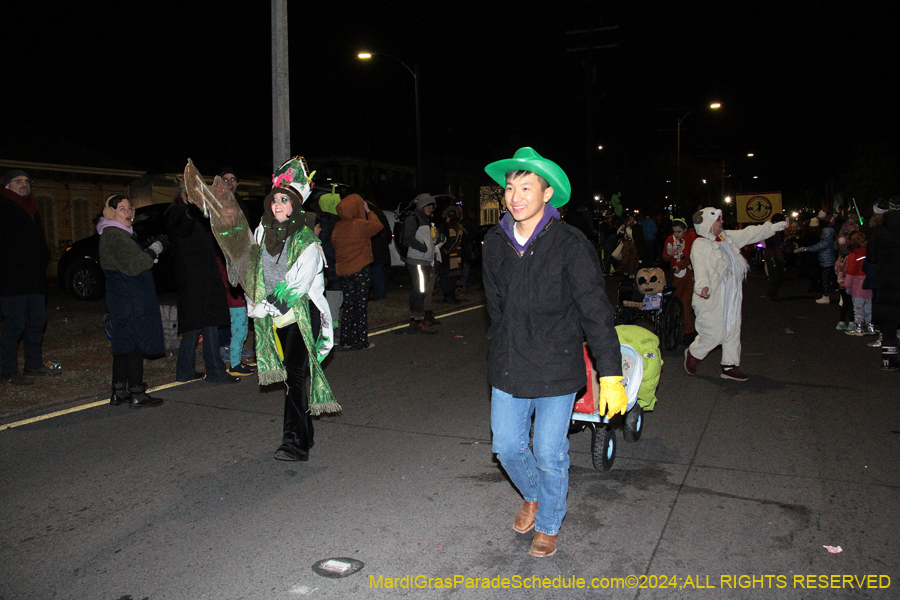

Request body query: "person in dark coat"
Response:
[0, 170, 55, 385]
[98, 195, 166, 407]
[369, 204, 392, 301]
[166, 183, 237, 383]
[867, 199, 900, 371]
[482, 147, 628, 559]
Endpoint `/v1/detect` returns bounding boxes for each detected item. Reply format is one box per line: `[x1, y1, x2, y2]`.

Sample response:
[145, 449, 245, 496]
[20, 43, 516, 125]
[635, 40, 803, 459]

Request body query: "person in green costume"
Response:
[245, 157, 339, 461]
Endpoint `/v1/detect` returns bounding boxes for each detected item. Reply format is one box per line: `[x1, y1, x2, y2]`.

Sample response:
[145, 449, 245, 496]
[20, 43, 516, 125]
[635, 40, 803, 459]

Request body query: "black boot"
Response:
[443, 294, 461, 305]
[110, 381, 131, 406]
[424, 310, 441, 325]
[129, 382, 164, 408]
[882, 346, 900, 372]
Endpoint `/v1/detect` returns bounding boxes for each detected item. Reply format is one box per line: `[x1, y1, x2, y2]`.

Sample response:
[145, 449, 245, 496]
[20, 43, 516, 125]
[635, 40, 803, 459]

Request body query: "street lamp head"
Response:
[357, 52, 372, 59]
[724, 196, 732, 204]
[597, 145, 603, 150]
[710, 103, 721, 109]
[747, 153, 754, 157]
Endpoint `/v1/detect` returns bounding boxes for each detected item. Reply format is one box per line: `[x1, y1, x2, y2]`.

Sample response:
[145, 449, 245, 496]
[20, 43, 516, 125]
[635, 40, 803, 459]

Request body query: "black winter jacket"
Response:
[166, 201, 230, 333]
[868, 212, 900, 325]
[483, 215, 621, 398]
[0, 191, 50, 296]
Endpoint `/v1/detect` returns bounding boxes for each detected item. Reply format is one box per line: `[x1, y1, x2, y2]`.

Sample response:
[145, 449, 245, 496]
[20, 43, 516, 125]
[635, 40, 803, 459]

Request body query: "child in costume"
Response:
[684, 208, 788, 381]
[844, 230, 876, 336]
[662, 217, 697, 343]
[482, 147, 627, 558]
[98, 195, 165, 408]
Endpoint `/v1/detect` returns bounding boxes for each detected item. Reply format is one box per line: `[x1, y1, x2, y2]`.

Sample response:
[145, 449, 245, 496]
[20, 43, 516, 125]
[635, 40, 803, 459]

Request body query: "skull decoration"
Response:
[636, 267, 666, 296]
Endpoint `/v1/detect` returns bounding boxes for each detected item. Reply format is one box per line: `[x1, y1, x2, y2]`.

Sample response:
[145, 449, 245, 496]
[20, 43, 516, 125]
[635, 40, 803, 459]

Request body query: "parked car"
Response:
[57, 199, 264, 300]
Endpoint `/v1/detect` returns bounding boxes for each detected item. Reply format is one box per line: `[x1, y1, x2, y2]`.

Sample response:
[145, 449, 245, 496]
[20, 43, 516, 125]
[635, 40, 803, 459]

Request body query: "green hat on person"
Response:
[484, 147, 571, 208]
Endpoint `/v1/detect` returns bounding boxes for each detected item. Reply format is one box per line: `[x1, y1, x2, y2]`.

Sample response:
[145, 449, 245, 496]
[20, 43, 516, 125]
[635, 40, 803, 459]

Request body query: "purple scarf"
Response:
[96, 217, 133, 235]
[500, 204, 560, 255]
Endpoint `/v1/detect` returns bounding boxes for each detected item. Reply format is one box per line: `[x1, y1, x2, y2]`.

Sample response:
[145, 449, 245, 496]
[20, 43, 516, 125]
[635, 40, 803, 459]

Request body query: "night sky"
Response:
[4, 1, 898, 211]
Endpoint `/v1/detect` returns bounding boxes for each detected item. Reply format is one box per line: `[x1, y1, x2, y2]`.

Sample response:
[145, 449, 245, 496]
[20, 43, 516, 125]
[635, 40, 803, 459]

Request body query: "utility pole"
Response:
[272, 0, 290, 170]
[566, 8, 617, 199]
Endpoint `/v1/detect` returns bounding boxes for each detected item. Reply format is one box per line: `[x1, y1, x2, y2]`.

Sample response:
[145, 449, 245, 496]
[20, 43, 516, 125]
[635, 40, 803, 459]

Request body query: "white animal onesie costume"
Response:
[689, 208, 788, 366]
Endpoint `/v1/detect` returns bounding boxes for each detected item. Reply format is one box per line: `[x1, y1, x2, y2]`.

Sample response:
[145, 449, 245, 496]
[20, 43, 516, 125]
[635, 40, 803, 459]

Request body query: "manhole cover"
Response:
[311, 557, 365, 579]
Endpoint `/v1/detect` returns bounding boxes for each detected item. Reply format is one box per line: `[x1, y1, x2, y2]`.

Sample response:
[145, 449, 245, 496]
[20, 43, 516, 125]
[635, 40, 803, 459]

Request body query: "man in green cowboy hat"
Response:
[482, 147, 629, 558]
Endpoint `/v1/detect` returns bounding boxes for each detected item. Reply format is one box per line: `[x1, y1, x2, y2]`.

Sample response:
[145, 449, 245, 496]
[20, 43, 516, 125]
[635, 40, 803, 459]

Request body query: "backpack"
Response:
[393, 219, 409, 259]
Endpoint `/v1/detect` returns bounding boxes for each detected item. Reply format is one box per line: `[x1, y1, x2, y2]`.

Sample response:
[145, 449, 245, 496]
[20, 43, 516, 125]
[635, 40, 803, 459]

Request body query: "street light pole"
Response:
[358, 52, 422, 191]
[676, 102, 720, 208]
[271, 0, 290, 170]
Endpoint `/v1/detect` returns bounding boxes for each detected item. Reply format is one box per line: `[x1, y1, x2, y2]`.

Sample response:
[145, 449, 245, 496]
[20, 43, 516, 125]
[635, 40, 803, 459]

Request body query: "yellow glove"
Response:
[598, 376, 629, 418]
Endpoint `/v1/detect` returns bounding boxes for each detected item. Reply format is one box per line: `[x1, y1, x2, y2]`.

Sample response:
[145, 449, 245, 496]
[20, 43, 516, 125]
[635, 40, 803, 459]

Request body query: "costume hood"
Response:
[415, 193, 436, 211]
[319, 192, 341, 215]
[336, 194, 367, 220]
[692, 207, 722, 240]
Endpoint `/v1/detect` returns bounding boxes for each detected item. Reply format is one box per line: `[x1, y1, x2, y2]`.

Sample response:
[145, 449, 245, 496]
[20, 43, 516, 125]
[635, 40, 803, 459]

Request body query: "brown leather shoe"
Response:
[513, 500, 538, 534]
[409, 319, 439, 335]
[529, 532, 558, 558]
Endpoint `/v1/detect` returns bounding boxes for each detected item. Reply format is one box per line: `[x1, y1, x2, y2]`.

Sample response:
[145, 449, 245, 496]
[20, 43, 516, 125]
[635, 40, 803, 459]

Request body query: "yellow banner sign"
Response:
[736, 192, 782, 223]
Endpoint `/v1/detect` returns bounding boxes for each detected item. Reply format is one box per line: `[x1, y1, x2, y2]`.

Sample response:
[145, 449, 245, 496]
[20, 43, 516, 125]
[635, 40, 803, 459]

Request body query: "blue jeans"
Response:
[370, 263, 387, 301]
[1, 294, 46, 376]
[176, 326, 226, 381]
[491, 387, 576, 536]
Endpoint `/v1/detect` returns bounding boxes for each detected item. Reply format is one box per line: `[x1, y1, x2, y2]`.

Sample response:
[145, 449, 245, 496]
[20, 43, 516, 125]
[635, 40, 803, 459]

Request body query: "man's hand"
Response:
[598, 376, 629, 418]
[793, 247, 804, 254]
[698, 287, 710, 299]
[148, 241, 164, 255]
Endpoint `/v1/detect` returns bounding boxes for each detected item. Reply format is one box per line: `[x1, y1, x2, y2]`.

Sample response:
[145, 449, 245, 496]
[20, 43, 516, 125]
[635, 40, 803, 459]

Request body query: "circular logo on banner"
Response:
[746, 196, 773, 221]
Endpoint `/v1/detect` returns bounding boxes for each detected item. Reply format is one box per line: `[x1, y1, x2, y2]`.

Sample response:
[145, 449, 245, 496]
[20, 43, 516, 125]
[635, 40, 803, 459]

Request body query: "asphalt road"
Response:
[1, 275, 898, 599]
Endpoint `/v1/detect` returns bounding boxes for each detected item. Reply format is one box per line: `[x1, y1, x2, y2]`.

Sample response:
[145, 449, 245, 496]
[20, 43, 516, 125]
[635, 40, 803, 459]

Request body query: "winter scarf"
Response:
[251, 225, 339, 415]
[260, 211, 305, 258]
[0, 187, 36, 218]
[96, 217, 133, 236]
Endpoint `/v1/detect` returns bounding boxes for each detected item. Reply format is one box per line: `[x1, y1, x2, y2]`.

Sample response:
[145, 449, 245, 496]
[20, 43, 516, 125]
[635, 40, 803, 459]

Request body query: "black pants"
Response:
[112, 347, 143, 388]
[0, 293, 46, 376]
[275, 309, 320, 455]
[839, 290, 853, 322]
[821, 267, 836, 297]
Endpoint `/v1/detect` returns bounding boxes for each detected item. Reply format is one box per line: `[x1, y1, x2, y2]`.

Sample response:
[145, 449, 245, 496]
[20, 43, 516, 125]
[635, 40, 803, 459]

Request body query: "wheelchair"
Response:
[613, 280, 684, 351]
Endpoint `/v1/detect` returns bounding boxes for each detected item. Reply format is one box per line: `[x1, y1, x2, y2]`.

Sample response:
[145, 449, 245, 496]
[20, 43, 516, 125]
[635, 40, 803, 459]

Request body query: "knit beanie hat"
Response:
[2, 169, 29, 186]
[809, 218, 819, 227]
[873, 198, 889, 215]
[890, 196, 900, 211]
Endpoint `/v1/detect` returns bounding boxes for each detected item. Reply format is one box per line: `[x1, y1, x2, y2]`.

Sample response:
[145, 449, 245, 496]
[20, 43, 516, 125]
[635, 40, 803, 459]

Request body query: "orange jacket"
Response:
[332, 194, 384, 276]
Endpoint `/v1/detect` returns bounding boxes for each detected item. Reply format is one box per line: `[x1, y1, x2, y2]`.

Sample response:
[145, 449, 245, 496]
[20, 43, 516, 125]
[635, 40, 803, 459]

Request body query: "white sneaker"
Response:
[868, 334, 883, 348]
[815, 295, 830, 304]
[835, 321, 848, 331]
[845, 324, 864, 336]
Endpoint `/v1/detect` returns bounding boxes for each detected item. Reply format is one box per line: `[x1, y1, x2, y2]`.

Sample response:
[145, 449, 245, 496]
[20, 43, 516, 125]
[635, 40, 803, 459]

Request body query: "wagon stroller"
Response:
[614, 268, 684, 351]
[570, 325, 663, 471]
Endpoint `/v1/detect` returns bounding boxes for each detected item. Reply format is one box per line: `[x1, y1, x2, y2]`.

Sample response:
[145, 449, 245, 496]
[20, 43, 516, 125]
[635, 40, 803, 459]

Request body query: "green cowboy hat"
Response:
[484, 147, 571, 208]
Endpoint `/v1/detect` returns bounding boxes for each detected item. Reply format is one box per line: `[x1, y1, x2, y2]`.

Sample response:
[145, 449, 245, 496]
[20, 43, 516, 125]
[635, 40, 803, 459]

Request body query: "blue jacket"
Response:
[800, 226, 836, 267]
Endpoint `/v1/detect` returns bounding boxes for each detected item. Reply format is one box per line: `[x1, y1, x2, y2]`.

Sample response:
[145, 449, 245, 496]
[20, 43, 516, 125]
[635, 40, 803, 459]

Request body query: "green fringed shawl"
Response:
[251, 227, 340, 415]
